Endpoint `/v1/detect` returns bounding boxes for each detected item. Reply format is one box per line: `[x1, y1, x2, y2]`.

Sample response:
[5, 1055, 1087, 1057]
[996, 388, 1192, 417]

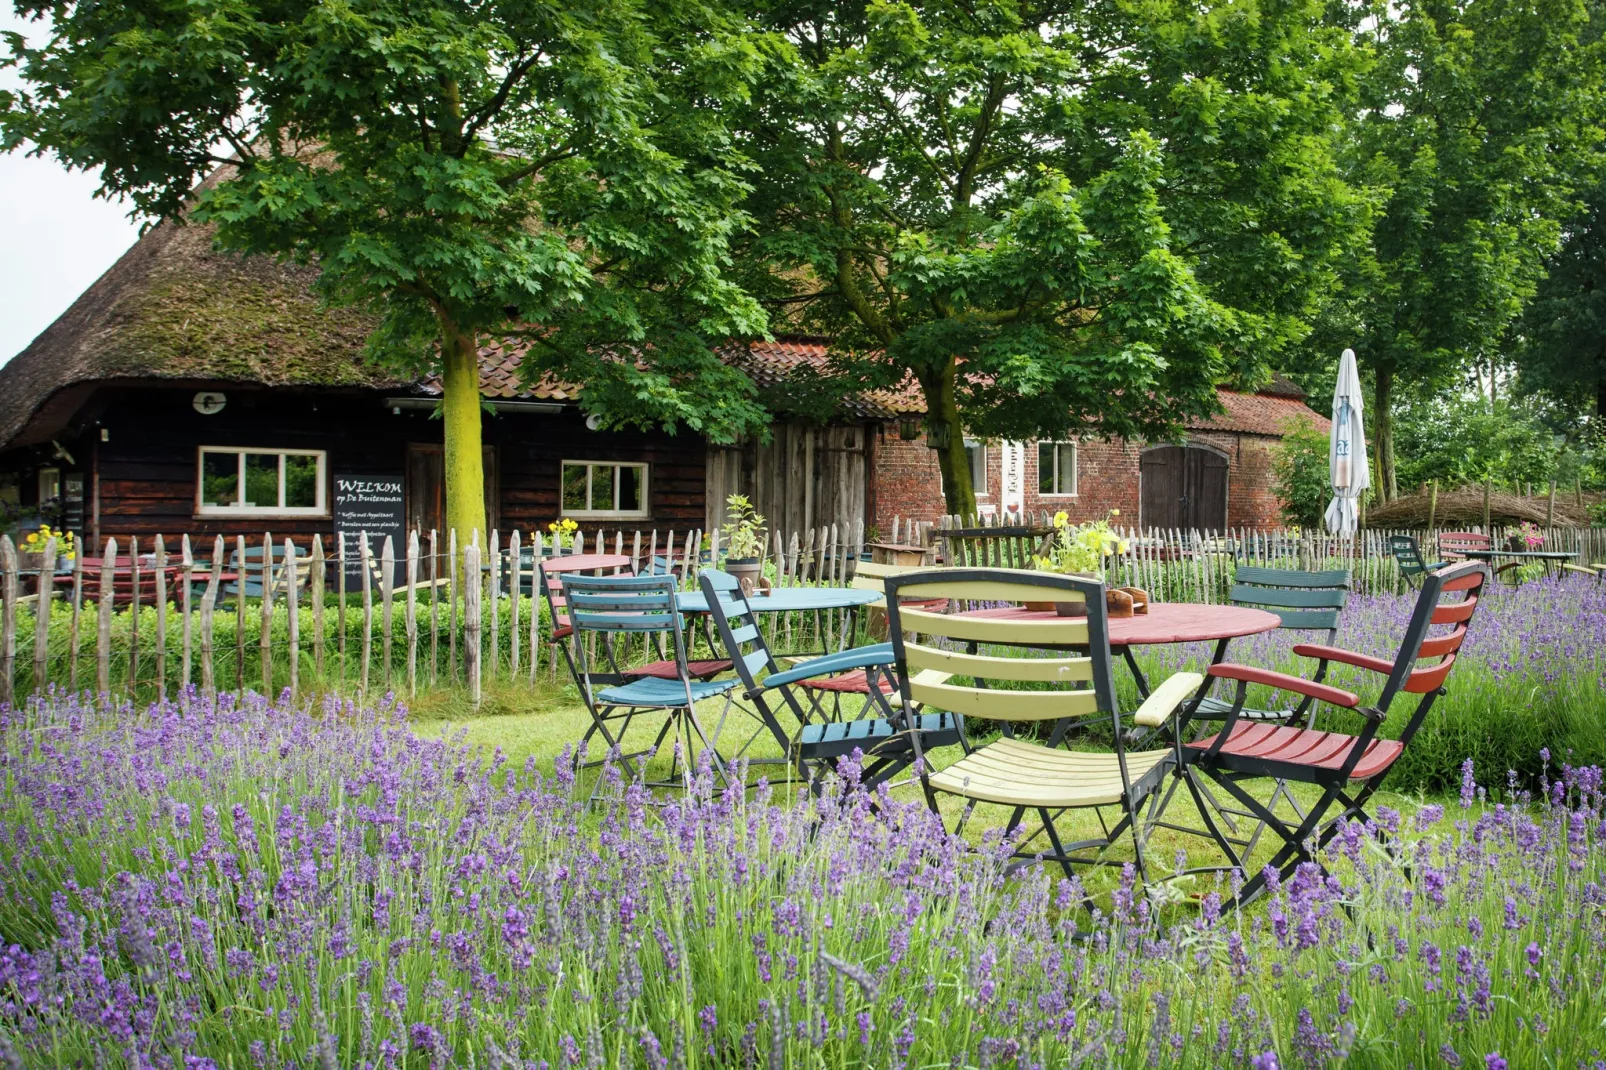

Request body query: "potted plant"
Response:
[721, 494, 767, 595]
[1032, 510, 1128, 615]
[545, 517, 579, 554]
[19, 524, 73, 573]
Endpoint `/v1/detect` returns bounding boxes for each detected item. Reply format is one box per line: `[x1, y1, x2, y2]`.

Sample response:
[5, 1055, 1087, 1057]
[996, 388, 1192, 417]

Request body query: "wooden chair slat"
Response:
[903, 641, 1094, 683]
[897, 607, 1090, 647]
[1228, 584, 1348, 609]
[909, 678, 1100, 721]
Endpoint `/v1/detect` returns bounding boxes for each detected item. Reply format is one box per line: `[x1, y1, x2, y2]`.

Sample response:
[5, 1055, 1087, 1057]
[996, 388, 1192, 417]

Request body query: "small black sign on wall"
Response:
[333, 474, 405, 584]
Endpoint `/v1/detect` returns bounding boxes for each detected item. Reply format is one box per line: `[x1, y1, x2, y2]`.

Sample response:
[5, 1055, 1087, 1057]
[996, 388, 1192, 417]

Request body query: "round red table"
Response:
[960, 602, 1280, 696]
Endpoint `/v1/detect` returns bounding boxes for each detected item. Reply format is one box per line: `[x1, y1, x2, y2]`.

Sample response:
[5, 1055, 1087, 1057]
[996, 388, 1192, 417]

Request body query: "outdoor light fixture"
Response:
[898, 417, 922, 441]
[925, 421, 951, 449]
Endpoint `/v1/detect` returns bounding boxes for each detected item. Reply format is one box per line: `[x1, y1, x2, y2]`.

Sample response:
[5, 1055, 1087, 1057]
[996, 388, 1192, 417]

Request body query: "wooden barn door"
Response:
[1140, 444, 1228, 530]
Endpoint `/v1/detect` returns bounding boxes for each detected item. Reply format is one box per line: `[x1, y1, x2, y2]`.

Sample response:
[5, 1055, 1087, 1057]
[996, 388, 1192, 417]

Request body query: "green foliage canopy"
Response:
[1271, 417, 1334, 528]
[2, 0, 773, 539]
[729, 0, 1371, 514]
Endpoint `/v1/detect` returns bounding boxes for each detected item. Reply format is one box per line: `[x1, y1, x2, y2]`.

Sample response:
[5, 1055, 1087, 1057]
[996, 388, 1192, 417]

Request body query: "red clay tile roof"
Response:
[1192, 390, 1330, 437]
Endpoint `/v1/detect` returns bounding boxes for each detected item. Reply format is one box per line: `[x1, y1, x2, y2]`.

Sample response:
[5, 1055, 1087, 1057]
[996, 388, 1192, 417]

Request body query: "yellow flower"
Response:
[1110, 509, 1120, 517]
[1053, 510, 1069, 528]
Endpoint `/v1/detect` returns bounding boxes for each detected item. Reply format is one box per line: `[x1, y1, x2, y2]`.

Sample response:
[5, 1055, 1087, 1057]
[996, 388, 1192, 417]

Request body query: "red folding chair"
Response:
[1167, 559, 1490, 908]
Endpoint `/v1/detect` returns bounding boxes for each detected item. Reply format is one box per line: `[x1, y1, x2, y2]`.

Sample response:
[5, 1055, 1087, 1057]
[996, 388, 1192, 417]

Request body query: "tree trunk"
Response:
[1373, 365, 1399, 502]
[920, 361, 976, 518]
[438, 312, 487, 546]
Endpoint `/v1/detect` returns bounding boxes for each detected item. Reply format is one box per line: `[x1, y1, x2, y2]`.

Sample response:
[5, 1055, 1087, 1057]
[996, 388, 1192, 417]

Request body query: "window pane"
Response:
[284, 454, 319, 508]
[967, 442, 985, 493]
[593, 464, 616, 510]
[242, 454, 278, 508]
[562, 464, 589, 512]
[1056, 443, 1076, 495]
[201, 453, 239, 508]
[1038, 443, 1054, 494]
[618, 465, 642, 512]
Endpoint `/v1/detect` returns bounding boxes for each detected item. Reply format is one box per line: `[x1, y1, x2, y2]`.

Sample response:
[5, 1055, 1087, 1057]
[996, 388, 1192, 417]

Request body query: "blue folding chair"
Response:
[698, 569, 963, 790]
[562, 574, 740, 788]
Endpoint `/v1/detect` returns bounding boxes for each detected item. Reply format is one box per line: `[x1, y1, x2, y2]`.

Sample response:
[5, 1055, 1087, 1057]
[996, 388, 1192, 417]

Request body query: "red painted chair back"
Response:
[1377, 559, 1488, 739]
[1437, 531, 1492, 561]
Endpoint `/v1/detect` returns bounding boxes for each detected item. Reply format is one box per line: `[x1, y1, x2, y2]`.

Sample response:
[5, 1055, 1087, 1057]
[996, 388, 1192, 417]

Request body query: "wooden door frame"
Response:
[404, 442, 499, 538]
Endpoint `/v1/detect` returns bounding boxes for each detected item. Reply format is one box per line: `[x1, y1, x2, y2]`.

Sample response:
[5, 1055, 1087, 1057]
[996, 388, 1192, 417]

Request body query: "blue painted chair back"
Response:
[698, 569, 780, 690]
[562, 574, 694, 692]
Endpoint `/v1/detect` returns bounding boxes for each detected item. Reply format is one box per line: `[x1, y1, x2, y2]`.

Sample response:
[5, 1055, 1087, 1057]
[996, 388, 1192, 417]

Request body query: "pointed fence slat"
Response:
[97, 540, 115, 695]
[154, 536, 168, 698]
[381, 535, 395, 690]
[260, 532, 274, 695]
[32, 535, 55, 691]
[406, 531, 419, 696]
[200, 538, 223, 695]
[311, 536, 326, 680]
[0, 537, 15, 708]
[180, 535, 194, 691]
[285, 537, 299, 697]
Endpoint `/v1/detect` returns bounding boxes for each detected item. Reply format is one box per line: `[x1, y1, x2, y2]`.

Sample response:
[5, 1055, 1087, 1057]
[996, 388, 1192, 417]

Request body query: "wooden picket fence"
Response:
[2, 517, 1601, 708]
[0, 519, 877, 709]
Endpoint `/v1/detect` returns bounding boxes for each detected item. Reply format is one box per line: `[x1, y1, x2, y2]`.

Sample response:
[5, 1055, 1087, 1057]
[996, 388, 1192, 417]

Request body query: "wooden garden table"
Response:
[1461, 548, 1576, 582]
[959, 602, 1281, 698]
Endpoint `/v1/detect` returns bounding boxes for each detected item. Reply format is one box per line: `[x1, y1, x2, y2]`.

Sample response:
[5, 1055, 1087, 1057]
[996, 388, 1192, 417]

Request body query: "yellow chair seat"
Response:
[928, 736, 1172, 808]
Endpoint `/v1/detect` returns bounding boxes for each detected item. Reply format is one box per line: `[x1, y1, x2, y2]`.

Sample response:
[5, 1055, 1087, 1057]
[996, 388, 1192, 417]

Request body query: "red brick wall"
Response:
[870, 425, 1289, 533]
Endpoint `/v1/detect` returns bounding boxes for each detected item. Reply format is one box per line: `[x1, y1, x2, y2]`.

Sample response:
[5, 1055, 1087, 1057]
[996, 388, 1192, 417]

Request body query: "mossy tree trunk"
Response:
[1373, 364, 1399, 503]
[919, 361, 977, 519]
[438, 311, 487, 547]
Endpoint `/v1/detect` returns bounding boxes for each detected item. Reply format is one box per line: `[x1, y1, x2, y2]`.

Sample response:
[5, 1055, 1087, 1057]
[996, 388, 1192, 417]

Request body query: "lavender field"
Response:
[1, 684, 1606, 1067]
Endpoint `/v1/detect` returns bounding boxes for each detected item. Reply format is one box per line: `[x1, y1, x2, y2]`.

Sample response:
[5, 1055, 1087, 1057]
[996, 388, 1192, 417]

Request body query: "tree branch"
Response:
[461, 48, 545, 150]
[496, 147, 582, 188]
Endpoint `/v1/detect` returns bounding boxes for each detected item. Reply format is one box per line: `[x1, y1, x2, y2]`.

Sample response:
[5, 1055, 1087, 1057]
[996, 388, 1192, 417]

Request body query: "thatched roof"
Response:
[0, 215, 393, 451]
[1365, 486, 1593, 528]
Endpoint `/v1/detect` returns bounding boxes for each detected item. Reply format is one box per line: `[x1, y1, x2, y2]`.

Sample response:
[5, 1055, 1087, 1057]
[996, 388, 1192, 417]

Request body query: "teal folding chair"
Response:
[563, 573, 740, 788]
[698, 569, 962, 791]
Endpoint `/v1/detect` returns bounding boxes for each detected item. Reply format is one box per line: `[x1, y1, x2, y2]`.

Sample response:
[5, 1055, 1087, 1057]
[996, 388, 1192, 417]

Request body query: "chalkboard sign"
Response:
[333, 473, 405, 584]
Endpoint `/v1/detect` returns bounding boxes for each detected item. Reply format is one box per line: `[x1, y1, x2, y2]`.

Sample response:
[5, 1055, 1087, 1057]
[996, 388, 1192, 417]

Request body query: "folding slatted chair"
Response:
[883, 568, 1204, 883]
[699, 569, 963, 789]
[539, 562, 729, 695]
[786, 560, 940, 724]
[1191, 566, 1350, 729]
[560, 573, 740, 787]
[1170, 559, 1491, 908]
[1388, 535, 1448, 589]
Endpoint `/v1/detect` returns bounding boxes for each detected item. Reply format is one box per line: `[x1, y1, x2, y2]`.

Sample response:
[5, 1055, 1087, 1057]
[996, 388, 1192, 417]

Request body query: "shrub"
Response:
[1272, 416, 1332, 527]
[3, 690, 1606, 1066]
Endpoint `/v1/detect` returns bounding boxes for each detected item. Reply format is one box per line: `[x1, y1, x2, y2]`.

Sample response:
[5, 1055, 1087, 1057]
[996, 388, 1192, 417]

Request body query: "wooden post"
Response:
[429, 530, 439, 687]
[68, 548, 83, 692]
[337, 533, 348, 673]
[1547, 480, 1557, 527]
[0, 537, 15, 707]
[97, 539, 115, 695]
[448, 529, 458, 683]
[489, 529, 501, 682]
[127, 536, 140, 696]
[508, 528, 520, 680]
[381, 535, 395, 690]
[464, 539, 481, 707]
[153, 536, 167, 700]
[199, 538, 223, 696]
[1482, 478, 1493, 531]
[311, 536, 326, 680]
[1427, 480, 1439, 533]
[180, 535, 194, 691]
[260, 532, 274, 696]
[32, 535, 55, 694]
[285, 538, 299, 697]
[406, 531, 419, 697]
[536, 530, 549, 677]
[234, 535, 247, 693]
[360, 533, 374, 696]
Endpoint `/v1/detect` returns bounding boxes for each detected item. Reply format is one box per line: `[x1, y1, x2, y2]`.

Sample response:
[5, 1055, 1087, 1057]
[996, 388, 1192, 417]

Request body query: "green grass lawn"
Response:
[406, 672, 1437, 892]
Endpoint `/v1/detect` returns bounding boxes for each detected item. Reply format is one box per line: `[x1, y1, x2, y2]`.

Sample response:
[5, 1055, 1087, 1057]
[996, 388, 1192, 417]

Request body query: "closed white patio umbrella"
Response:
[1324, 348, 1370, 534]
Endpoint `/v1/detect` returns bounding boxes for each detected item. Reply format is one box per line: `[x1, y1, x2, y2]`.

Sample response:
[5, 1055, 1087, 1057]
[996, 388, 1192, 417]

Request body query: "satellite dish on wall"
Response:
[192, 391, 227, 415]
[585, 414, 604, 431]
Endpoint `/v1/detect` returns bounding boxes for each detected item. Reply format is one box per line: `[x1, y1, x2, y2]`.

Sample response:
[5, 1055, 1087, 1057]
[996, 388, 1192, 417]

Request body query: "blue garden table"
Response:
[676, 586, 880, 657]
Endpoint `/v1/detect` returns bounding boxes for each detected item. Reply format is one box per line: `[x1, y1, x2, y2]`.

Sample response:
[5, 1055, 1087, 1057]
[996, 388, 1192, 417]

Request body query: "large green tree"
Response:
[1516, 179, 1606, 424]
[3, 0, 770, 543]
[1314, 0, 1603, 500]
[729, 0, 1369, 515]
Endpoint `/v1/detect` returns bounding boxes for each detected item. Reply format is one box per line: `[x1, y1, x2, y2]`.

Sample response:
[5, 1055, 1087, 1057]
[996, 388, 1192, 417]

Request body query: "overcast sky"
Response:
[0, 8, 147, 368]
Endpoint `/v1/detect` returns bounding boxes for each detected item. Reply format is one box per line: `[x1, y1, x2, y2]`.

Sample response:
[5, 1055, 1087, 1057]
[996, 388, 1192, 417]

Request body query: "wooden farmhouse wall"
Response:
[704, 423, 870, 536]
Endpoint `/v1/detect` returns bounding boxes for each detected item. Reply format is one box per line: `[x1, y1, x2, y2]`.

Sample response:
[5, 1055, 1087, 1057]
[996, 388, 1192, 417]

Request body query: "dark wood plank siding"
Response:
[83, 386, 705, 542]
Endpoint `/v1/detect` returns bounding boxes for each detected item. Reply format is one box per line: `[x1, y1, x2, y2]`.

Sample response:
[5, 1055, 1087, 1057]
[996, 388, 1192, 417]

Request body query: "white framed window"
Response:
[561, 461, 649, 518]
[965, 439, 988, 496]
[1038, 441, 1078, 496]
[197, 447, 327, 516]
[37, 467, 61, 503]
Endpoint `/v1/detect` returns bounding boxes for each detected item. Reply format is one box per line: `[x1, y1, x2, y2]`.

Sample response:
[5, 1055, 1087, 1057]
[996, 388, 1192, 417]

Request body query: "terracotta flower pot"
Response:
[726, 557, 763, 596]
